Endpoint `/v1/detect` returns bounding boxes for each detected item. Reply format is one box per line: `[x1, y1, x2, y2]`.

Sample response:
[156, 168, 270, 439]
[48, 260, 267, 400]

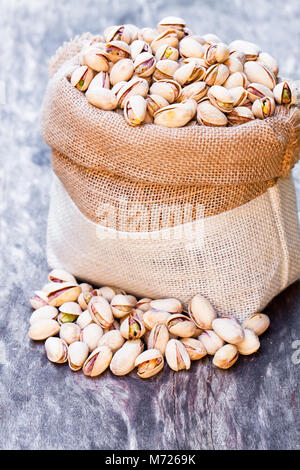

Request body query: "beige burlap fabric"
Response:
[42, 35, 300, 319]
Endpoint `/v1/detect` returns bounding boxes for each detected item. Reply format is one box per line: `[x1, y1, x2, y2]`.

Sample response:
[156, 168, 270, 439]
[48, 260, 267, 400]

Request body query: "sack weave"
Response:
[42, 35, 300, 320]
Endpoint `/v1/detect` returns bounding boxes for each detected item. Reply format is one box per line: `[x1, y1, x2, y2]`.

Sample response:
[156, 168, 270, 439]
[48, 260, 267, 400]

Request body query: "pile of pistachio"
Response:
[28, 269, 270, 378]
[69, 16, 297, 128]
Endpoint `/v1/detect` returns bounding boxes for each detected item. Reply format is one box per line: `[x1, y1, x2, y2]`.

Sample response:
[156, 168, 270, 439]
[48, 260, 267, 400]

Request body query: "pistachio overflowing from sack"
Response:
[28, 268, 271, 377]
[69, 17, 298, 128]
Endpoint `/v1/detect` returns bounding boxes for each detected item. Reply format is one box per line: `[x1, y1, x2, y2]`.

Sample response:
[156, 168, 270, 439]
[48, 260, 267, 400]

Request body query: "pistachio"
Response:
[258, 52, 279, 76]
[45, 337, 68, 364]
[124, 24, 139, 42]
[273, 81, 296, 105]
[88, 296, 114, 329]
[59, 322, 81, 345]
[104, 25, 133, 44]
[79, 283, 94, 294]
[29, 290, 49, 310]
[202, 33, 222, 44]
[120, 312, 146, 339]
[153, 59, 179, 81]
[134, 52, 156, 77]
[109, 59, 134, 86]
[237, 329, 260, 355]
[223, 71, 248, 89]
[143, 309, 170, 330]
[179, 36, 204, 59]
[139, 27, 159, 45]
[177, 81, 208, 102]
[48, 269, 77, 284]
[68, 341, 89, 371]
[213, 344, 239, 369]
[98, 329, 125, 353]
[243, 313, 270, 336]
[147, 323, 169, 355]
[224, 57, 244, 74]
[29, 305, 58, 325]
[205, 63, 229, 86]
[44, 282, 81, 307]
[180, 338, 207, 360]
[207, 85, 235, 113]
[247, 83, 274, 102]
[157, 16, 186, 39]
[83, 47, 111, 72]
[58, 301, 82, 325]
[135, 297, 153, 313]
[80, 323, 104, 351]
[150, 29, 179, 54]
[110, 339, 144, 375]
[212, 317, 245, 345]
[244, 61, 276, 90]
[28, 319, 60, 341]
[104, 40, 131, 62]
[229, 87, 248, 107]
[188, 294, 217, 329]
[204, 43, 230, 66]
[111, 294, 134, 318]
[76, 309, 94, 329]
[150, 298, 183, 314]
[117, 77, 149, 108]
[146, 94, 169, 117]
[71, 65, 94, 91]
[166, 313, 197, 338]
[252, 96, 275, 119]
[150, 79, 182, 103]
[165, 339, 191, 371]
[230, 50, 247, 65]
[198, 330, 225, 355]
[78, 291, 94, 310]
[135, 349, 164, 378]
[155, 45, 179, 62]
[227, 106, 255, 126]
[97, 286, 121, 302]
[83, 346, 113, 377]
[229, 40, 260, 61]
[124, 95, 147, 126]
[130, 40, 152, 60]
[197, 100, 228, 126]
[154, 99, 197, 128]
[86, 87, 118, 111]
[173, 61, 206, 86]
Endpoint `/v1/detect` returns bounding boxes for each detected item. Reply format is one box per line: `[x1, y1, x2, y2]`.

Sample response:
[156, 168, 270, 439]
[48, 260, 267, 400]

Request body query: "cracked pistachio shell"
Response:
[198, 329, 225, 355]
[130, 40, 152, 60]
[143, 309, 170, 330]
[71, 65, 94, 91]
[166, 313, 197, 338]
[104, 319, 121, 333]
[136, 298, 153, 313]
[150, 79, 182, 103]
[244, 61, 276, 90]
[97, 286, 121, 303]
[29, 290, 49, 310]
[135, 349, 164, 378]
[28, 319, 60, 341]
[78, 291, 94, 310]
[58, 302, 82, 325]
[188, 294, 217, 329]
[153, 59, 179, 80]
[180, 337, 207, 360]
[76, 309, 94, 329]
[258, 52, 279, 76]
[154, 99, 197, 128]
[247, 82, 274, 102]
[227, 106, 255, 126]
[229, 40, 260, 61]
[104, 25, 133, 45]
[155, 44, 179, 61]
[147, 323, 169, 355]
[45, 337, 68, 364]
[204, 43, 230, 66]
[134, 52, 156, 77]
[104, 40, 131, 62]
[124, 24, 139, 42]
[165, 339, 191, 371]
[88, 296, 114, 329]
[177, 81, 208, 103]
[237, 329, 260, 355]
[202, 33, 222, 44]
[120, 313, 146, 339]
[79, 283, 93, 294]
[68, 341, 89, 371]
[86, 87, 118, 110]
[44, 282, 81, 307]
[146, 94, 169, 117]
[230, 50, 247, 65]
[205, 63, 229, 86]
[229, 87, 248, 106]
[174, 61, 206, 86]
[98, 329, 125, 353]
[197, 100, 228, 126]
[83, 47, 110, 72]
[124, 95, 147, 126]
[212, 317, 245, 345]
[48, 269, 77, 284]
[88, 71, 110, 90]
[207, 85, 234, 113]
[273, 81, 296, 105]
[179, 36, 204, 59]
[83, 345, 113, 377]
[59, 322, 81, 345]
[117, 77, 149, 108]
[243, 313, 270, 336]
[252, 96, 275, 119]
[150, 29, 179, 54]
[224, 57, 244, 74]
[213, 344, 239, 369]
[157, 16, 186, 39]
[80, 323, 104, 352]
[29, 306, 58, 325]
[111, 294, 135, 318]
[223, 71, 248, 89]
[150, 298, 183, 314]
[139, 27, 159, 45]
[110, 339, 144, 375]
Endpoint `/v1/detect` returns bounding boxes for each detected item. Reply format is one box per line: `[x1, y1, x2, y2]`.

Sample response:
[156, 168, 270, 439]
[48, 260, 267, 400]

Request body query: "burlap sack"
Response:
[42, 35, 300, 321]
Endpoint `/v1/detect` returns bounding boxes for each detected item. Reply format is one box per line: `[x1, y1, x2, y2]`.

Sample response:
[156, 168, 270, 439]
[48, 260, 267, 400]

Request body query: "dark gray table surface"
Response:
[1, 0, 300, 450]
